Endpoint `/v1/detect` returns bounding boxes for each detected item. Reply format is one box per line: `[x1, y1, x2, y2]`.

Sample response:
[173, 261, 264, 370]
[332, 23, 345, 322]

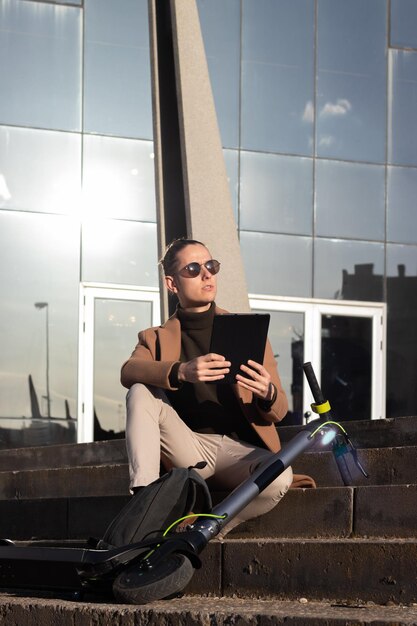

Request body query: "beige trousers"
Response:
[125, 383, 293, 536]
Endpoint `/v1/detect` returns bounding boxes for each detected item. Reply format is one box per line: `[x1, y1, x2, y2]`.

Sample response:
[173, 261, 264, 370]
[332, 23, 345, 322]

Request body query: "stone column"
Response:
[148, 0, 250, 319]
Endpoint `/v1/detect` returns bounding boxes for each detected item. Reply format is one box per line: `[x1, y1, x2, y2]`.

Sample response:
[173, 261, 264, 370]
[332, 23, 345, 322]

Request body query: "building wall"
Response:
[0, 0, 416, 446]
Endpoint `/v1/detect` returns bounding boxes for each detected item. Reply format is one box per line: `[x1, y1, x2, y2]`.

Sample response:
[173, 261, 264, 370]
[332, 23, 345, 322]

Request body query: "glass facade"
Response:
[1, 0, 417, 448]
[0, 0, 157, 447]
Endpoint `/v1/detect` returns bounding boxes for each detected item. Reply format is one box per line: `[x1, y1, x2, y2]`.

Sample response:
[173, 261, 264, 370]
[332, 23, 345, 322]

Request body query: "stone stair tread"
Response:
[1, 592, 417, 625]
[278, 415, 417, 449]
[0, 443, 416, 500]
[0, 414, 416, 473]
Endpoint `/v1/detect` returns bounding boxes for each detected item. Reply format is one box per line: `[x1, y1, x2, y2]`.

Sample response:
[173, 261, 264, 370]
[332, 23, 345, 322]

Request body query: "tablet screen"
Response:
[209, 313, 270, 384]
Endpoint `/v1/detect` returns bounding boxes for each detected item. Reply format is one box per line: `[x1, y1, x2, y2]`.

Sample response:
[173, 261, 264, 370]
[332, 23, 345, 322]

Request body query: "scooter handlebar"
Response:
[303, 362, 326, 404]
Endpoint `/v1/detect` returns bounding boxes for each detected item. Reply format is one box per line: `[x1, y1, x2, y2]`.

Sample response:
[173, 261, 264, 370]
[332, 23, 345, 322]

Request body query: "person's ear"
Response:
[165, 275, 178, 295]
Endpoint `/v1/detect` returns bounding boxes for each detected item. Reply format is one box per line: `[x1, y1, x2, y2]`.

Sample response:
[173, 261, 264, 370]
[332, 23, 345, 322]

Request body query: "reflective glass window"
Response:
[0, 211, 79, 448]
[82, 135, 156, 221]
[197, 0, 240, 149]
[388, 50, 417, 166]
[223, 149, 239, 222]
[316, 160, 385, 240]
[93, 298, 153, 439]
[240, 231, 313, 297]
[0, 1, 81, 131]
[252, 308, 305, 426]
[387, 166, 417, 244]
[84, 0, 152, 139]
[390, 0, 417, 48]
[317, 0, 386, 162]
[314, 238, 384, 301]
[386, 243, 417, 417]
[0, 126, 81, 215]
[240, 152, 313, 235]
[241, 0, 314, 155]
[387, 243, 417, 278]
[81, 219, 158, 286]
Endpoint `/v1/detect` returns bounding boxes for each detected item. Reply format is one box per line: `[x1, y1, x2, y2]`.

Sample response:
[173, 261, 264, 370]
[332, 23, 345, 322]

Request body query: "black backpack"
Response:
[99, 464, 212, 549]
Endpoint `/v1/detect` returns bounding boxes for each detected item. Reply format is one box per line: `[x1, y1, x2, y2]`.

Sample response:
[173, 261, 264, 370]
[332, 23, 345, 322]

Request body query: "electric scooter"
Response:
[0, 363, 367, 604]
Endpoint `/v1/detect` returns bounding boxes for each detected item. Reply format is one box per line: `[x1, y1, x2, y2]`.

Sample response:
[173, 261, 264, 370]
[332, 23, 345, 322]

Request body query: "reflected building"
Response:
[1, 0, 417, 449]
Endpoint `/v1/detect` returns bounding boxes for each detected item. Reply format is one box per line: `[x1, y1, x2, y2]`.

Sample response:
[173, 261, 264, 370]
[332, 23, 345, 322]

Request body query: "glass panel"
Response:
[197, 0, 240, 148]
[84, 0, 152, 139]
[0, 1, 81, 131]
[253, 308, 305, 426]
[93, 298, 153, 440]
[0, 211, 79, 449]
[81, 219, 159, 286]
[82, 135, 156, 221]
[314, 238, 384, 300]
[317, 0, 386, 162]
[387, 166, 417, 244]
[223, 149, 239, 222]
[241, 0, 314, 155]
[0, 126, 81, 214]
[316, 160, 385, 240]
[321, 315, 372, 420]
[386, 244, 417, 418]
[240, 152, 313, 235]
[240, 231, 313, 297]
[390, 0, 417, 48]
[388, 49, 417, 166]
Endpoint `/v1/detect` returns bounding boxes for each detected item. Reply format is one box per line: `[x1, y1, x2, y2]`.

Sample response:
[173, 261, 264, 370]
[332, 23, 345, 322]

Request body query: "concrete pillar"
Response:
[148, 0, 250, 319]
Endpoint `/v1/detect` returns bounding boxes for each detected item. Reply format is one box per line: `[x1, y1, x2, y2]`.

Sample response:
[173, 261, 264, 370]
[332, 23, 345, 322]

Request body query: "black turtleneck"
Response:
[165, 303, 264, 447]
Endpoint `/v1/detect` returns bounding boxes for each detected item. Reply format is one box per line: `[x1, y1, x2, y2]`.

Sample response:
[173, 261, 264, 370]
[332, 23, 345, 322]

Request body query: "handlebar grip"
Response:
[303, 362, 326, 404]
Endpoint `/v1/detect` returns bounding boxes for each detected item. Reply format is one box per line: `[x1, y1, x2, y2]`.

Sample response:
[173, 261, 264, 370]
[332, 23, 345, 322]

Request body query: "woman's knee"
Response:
[126, 383, 162, 411]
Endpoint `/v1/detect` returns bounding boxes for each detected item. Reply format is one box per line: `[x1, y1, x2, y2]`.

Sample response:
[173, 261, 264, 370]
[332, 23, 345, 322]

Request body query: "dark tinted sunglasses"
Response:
[176, 259, 221, 278]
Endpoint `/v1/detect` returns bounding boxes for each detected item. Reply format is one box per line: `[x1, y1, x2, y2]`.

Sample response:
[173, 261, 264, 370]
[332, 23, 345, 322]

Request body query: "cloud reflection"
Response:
[320, 98, 352, 117]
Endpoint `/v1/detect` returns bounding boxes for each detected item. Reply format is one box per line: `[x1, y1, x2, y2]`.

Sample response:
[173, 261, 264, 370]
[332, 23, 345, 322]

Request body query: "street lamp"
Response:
[34, 302, 51, 419]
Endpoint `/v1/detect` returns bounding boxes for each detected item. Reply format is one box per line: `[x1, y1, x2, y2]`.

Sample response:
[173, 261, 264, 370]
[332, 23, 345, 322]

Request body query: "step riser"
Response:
[0, 446, 416, 501]
[0, 415, 416, 474]
[0, 540, 413, 605]
[278, 416, 417, 450]
[1, 485, 417, 541]
[220, 541, 417, 604]
[293, 447, 417, 487]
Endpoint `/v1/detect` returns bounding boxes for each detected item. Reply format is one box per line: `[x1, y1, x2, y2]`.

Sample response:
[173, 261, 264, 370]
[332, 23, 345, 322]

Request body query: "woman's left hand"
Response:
[235, 359, 274, 400]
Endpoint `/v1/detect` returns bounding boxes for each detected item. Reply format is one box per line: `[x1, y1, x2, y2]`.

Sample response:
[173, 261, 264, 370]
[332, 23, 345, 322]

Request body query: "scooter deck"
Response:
[0, 538, 162, 593]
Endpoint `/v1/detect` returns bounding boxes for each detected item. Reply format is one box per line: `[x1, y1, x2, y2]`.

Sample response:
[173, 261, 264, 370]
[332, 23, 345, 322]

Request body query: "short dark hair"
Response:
[160, 238, 206, 276]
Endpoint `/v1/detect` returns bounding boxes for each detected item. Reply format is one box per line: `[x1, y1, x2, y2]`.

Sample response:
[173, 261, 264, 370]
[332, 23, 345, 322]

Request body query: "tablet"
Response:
[209, 313, 270, 384]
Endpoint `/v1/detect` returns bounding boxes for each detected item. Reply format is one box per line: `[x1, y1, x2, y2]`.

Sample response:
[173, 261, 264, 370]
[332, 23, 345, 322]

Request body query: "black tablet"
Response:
[209, 313, 270, 384]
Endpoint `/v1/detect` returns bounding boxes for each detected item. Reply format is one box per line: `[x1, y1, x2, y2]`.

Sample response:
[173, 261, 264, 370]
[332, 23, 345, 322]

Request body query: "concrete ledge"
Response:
[0, 465, 130, 500]
[222, 538, 417, 604]
[1, 594, 417, 625]
[1, 444, 416, 503]
[229, 487, 353, 539]
[278, 416, 417, 450]
[0, 439, 126, 472]
[1, 483, 417, 541]
[293, 446, 417, 487]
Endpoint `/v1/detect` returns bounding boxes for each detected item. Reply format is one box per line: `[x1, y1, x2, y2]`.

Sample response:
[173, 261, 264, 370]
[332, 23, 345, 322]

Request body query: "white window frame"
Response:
[249, 295, 386, 421]
[77, 283, 160, 443]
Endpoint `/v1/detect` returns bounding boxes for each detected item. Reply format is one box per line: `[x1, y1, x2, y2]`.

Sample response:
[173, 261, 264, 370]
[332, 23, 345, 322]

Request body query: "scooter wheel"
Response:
[113, 553, 194, 604]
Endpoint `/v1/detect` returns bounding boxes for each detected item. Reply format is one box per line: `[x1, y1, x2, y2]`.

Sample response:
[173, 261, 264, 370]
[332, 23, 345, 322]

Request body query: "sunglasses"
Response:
[176, 259, 221, 278]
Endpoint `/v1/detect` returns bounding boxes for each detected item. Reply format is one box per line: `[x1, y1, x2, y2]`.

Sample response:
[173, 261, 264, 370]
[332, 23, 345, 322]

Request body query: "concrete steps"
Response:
[0, 416, 416, 622]
[2, 594, 417, 625]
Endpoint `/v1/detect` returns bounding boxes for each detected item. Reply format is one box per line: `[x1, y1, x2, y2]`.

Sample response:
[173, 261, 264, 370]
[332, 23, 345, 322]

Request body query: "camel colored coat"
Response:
[121, 305, 316, 488]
